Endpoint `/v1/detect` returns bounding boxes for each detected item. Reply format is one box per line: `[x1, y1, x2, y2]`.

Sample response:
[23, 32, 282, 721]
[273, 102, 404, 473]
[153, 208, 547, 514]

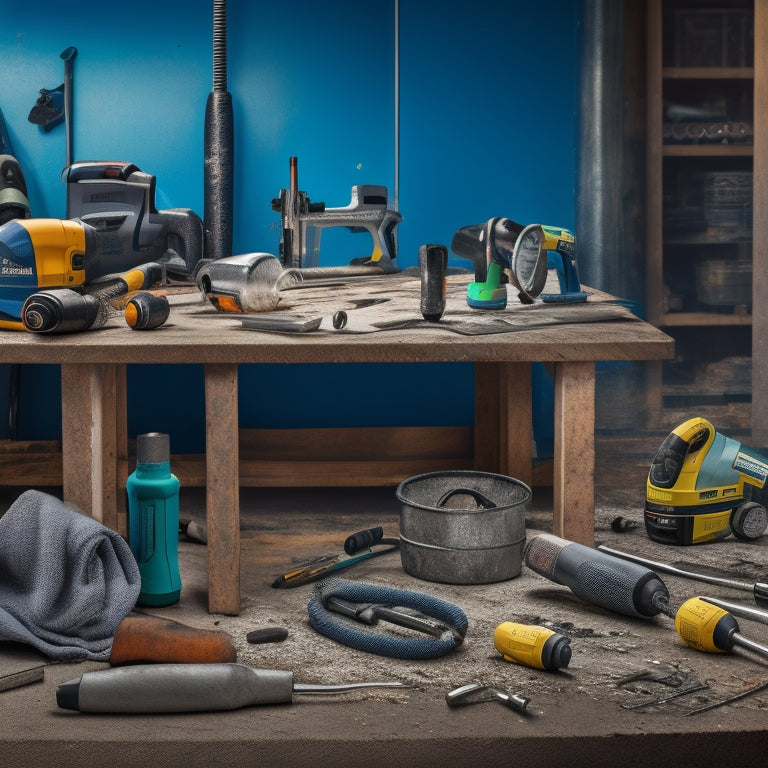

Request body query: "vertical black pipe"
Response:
[204, 0, 234, 262]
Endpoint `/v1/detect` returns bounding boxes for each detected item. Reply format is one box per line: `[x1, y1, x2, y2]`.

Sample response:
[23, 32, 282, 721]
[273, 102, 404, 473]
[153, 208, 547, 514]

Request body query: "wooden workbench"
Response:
[0, 272, 673, 614]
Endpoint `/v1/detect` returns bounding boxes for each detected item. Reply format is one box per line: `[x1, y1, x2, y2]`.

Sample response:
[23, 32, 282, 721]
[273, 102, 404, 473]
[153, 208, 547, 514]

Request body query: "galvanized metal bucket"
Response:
[395, 470, 530, 585]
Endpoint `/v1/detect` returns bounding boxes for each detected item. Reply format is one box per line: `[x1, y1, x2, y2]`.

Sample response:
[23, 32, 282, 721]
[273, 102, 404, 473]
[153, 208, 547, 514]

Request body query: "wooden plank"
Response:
[115, 364, 129, 538]
[498, 362, 533, 486]
[474, 363, 501, 473]
[552, 361, 595, 546]
[204, 364, 240, 615]
[0, 440, 61, 485]
[239, 425, 472, 461]
[0, 426, 475, 488]
[60, 364, 119, 529]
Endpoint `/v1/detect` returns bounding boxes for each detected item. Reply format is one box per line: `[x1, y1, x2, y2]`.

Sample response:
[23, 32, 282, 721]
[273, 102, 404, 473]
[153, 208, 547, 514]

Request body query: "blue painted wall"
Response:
[0, 1, 579, 455]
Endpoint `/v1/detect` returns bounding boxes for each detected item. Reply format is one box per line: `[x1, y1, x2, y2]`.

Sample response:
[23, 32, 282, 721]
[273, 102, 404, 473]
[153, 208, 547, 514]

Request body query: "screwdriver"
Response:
[57, 662, 408, 713]
[675, 596, 768, 661]
[598, 544, 768, 608]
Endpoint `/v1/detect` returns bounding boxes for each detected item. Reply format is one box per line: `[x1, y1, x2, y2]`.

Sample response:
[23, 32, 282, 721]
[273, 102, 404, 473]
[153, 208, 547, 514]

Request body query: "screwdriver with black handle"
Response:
[57, 662, 406, 713]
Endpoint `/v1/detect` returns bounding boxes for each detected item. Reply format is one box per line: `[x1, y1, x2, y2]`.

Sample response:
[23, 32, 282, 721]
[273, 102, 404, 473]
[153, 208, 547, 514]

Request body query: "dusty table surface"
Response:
[0, 272, 673, 365]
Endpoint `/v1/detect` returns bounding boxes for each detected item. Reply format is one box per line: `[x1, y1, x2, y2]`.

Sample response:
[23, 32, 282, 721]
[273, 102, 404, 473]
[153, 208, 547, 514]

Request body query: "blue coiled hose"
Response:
[307, 578, 468, 660]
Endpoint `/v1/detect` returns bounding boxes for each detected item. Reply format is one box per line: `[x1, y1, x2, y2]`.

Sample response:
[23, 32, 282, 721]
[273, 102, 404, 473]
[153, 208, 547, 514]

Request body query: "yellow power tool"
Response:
[494, 621, 572, 670]
[645, 416, 768, 545]
[0, 161, 203, 330]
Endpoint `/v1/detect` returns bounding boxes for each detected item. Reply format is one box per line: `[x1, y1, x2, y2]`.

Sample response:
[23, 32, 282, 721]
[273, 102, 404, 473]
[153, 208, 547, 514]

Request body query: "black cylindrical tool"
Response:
[419, 243, 448, 321]
[204, 0, 234, 262]
[124, 292, 170, 330]
[524, 533, 671, 618]
[21, 289, 100, 334]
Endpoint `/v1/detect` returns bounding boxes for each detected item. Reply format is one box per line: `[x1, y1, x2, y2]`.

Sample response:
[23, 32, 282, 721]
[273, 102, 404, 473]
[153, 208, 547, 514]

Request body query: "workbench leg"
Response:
[204, 364, 241, 615]
[474, 362, 533, 485]
[60, 363, 120, 530]
[552, 361, 595, 546]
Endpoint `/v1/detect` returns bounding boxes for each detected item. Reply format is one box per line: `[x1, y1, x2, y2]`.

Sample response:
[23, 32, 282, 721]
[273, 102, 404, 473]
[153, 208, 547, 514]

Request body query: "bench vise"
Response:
[271, 157, 401, 273]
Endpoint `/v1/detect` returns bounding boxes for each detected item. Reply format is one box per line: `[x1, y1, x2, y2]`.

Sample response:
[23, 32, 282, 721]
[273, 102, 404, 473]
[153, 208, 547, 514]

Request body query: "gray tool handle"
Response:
[525, 533, 669, 618]
[57, 663, 293, 713]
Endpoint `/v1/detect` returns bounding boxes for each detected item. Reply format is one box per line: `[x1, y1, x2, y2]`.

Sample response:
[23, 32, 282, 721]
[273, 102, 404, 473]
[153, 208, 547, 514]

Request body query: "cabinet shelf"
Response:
[663, 66, 754, 79]
[646, 0, 760, 433]
[661, 312, 752, 327]
[663, 144, 753, 156]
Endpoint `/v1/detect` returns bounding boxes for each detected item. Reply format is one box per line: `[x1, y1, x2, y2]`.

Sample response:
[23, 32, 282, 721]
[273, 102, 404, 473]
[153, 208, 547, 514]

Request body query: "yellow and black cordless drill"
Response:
[0, 161, 203, 331]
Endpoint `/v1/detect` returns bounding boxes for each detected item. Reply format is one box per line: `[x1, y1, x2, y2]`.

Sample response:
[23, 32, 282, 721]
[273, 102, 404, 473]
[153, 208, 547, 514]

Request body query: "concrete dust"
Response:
[158, 484, 768, 721]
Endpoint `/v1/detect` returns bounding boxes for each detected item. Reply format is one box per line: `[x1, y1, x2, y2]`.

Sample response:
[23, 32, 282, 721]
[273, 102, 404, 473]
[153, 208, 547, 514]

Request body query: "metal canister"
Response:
[395, 470, 530, 584]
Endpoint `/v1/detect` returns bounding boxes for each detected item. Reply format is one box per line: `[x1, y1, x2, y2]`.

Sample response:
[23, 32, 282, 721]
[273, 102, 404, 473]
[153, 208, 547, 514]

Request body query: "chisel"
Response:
[57, 662, 407, 713]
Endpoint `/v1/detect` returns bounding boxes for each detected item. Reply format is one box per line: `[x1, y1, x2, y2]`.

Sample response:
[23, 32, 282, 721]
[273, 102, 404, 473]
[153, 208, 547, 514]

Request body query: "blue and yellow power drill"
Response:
[451, 216, 587, 309]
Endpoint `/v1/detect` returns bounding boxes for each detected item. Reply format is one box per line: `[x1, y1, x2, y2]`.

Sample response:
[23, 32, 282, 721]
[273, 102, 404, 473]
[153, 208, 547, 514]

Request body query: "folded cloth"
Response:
[0, 489, 140, 661]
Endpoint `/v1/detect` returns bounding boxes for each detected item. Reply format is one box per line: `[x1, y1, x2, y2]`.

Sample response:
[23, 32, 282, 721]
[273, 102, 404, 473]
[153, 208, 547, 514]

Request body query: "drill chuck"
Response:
[21, 289, 100, 333]
[524, 533, 671, 618]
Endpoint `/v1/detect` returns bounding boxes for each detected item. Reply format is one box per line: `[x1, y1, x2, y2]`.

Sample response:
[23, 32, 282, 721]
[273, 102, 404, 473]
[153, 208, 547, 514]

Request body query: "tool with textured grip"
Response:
[524, 533, 671, 618]
[56, 663, 407, 713]
[204, 0, 234, 261]
[419, 243, 448, 321]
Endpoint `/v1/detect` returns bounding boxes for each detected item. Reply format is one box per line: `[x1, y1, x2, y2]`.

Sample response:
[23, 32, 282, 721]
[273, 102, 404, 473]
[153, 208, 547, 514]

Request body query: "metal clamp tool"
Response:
[307, 578, 468, 660]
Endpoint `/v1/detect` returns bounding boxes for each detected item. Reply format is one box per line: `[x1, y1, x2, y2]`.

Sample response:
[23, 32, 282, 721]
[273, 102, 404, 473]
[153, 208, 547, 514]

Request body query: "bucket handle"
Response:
[436, 488, 497, 510]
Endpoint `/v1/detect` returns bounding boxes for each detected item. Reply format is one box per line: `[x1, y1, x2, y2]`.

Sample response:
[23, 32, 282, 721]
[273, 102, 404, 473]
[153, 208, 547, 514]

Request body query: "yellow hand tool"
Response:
[494, 621, 572, 670]
[675, 596, 768, 660]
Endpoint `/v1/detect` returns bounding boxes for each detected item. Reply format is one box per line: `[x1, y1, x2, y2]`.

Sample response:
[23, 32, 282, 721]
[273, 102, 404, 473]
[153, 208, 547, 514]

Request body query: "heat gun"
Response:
[645, 416, 768, 545]
[451, 217, 586, 309]
[0, 161, 203, 330]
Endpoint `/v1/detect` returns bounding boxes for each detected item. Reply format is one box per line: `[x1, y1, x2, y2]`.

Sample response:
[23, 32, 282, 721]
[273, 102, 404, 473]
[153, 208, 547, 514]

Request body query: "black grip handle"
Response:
[344, 526, 384, 555]
[525, 533, 669, 618]
[419, 243, 448, 322]
[204, 90, 234, 262]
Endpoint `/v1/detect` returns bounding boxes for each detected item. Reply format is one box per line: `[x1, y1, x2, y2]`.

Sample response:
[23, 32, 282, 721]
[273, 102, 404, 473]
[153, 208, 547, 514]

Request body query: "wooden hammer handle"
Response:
[110, 614, 237, 666]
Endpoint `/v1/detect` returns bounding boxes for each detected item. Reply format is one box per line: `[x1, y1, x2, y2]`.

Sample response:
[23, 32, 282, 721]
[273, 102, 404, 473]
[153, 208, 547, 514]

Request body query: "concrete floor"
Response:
[3, 467, 768, 766]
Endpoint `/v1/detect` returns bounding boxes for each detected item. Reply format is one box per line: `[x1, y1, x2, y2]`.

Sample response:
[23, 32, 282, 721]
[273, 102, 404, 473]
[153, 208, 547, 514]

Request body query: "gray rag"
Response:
[0, 489, 141, 661]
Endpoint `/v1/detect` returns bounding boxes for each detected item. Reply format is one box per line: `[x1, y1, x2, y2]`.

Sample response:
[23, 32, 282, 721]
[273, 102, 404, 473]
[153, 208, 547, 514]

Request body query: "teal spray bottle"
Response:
[127, 432, 181, 606]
